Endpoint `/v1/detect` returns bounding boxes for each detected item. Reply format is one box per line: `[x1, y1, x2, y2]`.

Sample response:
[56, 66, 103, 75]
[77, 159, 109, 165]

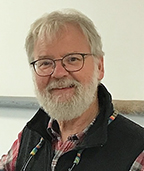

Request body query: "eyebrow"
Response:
[37, 55, 54, 59]
[37, 52, 83, 60]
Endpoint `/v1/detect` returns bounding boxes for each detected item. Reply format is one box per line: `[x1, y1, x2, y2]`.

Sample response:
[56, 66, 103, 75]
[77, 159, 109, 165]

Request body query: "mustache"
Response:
[46, 78, 81, 90]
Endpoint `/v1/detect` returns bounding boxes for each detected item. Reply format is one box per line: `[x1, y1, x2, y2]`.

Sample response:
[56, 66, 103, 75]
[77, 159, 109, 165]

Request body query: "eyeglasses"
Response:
[30, 53, 93, 77]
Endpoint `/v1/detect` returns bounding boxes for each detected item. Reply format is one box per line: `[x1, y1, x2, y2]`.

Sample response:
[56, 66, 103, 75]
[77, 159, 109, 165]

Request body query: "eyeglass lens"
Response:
[34, 54, 84, 76]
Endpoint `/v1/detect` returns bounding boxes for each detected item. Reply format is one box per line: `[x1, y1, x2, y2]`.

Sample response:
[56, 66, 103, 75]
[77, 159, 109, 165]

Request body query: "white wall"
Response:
[0, 0, 144, 100]
[0, 107, 35, 156]
[0, 0, 144, 158]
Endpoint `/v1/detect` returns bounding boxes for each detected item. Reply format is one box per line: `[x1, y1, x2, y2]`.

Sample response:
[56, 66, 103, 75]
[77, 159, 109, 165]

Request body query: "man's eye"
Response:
[38, 60, 53, 68]
[69, 57, 78, 61]
[68, 56, 81, 63]
[42, 61, 51, 66]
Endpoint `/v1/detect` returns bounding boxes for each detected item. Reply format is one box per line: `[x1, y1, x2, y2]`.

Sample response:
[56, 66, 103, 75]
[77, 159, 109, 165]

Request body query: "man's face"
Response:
[33, 23, 104, 121]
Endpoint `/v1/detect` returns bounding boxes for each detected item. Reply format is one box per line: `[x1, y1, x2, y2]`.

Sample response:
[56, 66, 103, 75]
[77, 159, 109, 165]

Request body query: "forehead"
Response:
[33, 23, 90, 58]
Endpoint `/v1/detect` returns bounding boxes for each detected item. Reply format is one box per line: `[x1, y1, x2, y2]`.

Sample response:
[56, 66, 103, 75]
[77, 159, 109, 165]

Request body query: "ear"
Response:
[97, 57, 104, 80]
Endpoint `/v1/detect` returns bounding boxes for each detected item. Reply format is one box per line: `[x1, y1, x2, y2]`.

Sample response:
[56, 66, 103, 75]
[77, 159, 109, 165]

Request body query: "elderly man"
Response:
[0, 9, 144, 171]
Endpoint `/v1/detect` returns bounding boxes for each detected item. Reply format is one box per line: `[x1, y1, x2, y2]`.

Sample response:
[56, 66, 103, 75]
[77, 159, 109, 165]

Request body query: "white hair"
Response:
[25, 9, 104, 63]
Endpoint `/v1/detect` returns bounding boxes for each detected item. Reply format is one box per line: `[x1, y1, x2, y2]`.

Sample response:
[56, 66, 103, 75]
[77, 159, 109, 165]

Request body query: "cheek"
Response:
[72, 63, 95, 85]
[82, 64, 96, 83]
[34, 75, 50, 91]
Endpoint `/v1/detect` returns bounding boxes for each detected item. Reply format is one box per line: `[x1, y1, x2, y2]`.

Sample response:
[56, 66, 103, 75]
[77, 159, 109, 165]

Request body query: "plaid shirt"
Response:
[130, 151, 144, 171]
[48, 118, 96, 171]
[0, 121, 144, 171]
[0, 131, 22, 171]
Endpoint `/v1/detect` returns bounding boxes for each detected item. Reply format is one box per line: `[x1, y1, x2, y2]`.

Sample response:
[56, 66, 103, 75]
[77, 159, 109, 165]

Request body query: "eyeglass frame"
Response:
[30, 52, 94, 77]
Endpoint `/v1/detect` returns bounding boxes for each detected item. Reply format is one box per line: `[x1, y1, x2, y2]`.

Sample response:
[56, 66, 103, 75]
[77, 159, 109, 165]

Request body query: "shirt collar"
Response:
[47, 117, 96, 142]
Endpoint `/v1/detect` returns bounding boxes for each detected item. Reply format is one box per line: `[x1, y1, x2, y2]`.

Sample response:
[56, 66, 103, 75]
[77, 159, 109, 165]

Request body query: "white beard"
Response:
[34, 67, 99, 121]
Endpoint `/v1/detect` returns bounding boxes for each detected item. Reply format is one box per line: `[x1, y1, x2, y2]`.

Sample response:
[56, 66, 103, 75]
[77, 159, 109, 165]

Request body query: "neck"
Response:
[58, 98, 99, 142]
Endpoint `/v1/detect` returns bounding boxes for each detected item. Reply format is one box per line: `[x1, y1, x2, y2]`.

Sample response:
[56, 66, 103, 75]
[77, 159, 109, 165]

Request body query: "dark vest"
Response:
[16, 84, 144, 171]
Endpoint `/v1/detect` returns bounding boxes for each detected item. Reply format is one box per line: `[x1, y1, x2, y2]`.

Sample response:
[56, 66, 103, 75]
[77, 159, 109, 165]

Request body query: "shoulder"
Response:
[112, 114, 144, 138]
[107, 114, 144, 168]
[108, 114, 144, 149]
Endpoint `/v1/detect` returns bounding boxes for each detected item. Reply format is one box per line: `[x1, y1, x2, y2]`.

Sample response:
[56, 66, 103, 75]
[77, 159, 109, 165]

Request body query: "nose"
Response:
[51, 60, 69, 79]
